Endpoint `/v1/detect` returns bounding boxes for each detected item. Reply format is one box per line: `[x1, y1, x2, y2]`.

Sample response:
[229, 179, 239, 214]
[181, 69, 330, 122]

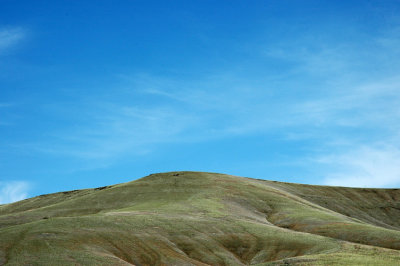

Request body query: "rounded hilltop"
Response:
[135, 171, 243, 184]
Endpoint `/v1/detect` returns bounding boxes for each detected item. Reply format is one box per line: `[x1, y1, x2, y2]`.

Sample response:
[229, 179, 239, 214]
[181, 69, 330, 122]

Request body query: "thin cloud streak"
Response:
[321, 146, 400, 188]
[0, 181, 30, 204]
[35, 103, 204, 161]
[0, 103, 15, 108]
[293, 77, 400, 130]
[0, 27, 25, 54]
[16, 17, 400, 188]
[32, 71, 400, 165]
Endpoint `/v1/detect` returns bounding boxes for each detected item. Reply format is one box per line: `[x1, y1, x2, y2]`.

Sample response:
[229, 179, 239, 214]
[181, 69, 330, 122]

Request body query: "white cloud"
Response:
[293, 77, 400, 130]
[0, 27, 25, 54]
[36, 103, 203, 161]
[0, 181, 30, 204]
[320, 146, 400, 188]
[33, 70, 400, 167]
[17, 20, 400, 183]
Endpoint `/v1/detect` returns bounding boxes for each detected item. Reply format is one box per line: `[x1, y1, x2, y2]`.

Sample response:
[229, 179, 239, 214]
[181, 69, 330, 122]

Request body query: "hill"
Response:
[1, 171, 400, 265]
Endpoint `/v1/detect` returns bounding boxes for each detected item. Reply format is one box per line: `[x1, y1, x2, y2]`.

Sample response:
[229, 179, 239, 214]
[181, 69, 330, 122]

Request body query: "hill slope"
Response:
[0, 171, 400, 265]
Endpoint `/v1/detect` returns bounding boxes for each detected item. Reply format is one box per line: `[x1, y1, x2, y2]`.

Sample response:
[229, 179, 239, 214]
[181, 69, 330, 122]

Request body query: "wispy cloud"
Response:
[16, 16, 400, 188]
[0, 27, 25, 54]
[293, 77, 400, 130]
[264, 23, 400, 79]
[36, 102, 203, 161]
[0, 103, 15, 108]
[260, 25, 400, 188]
[0, 181, 30, 204]
[320, 146, 400, 188]
[33, 69, 400, 169]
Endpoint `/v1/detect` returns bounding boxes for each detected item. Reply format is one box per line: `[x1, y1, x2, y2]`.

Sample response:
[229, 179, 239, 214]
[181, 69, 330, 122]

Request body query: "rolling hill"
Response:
[1, 171, 400, 265]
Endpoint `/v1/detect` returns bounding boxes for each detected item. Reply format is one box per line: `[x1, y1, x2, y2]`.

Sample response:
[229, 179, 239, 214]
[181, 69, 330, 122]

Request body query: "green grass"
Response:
[1, 171, 400, 265]
[269, 243, 400, 265]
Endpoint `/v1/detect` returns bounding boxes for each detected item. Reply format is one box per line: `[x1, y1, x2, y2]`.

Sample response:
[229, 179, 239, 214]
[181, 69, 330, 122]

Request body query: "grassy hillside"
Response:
[0, 171, 399, 265]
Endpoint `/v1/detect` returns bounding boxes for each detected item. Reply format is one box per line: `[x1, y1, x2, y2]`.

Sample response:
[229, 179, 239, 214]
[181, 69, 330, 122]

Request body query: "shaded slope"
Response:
[261, 180, 400, 230]
[0, 171, 400, 265]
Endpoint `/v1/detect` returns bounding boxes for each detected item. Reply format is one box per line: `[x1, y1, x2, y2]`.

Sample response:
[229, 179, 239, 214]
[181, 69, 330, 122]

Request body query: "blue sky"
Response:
[1, 0, 400, 203]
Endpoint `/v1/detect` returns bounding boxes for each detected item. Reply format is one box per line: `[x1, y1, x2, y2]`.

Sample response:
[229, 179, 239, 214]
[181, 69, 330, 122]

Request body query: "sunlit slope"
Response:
[0, 171, 399, 265]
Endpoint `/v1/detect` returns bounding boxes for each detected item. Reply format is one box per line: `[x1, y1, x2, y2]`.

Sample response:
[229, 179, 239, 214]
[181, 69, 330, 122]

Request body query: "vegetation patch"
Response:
[1, 171, 399, 265]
